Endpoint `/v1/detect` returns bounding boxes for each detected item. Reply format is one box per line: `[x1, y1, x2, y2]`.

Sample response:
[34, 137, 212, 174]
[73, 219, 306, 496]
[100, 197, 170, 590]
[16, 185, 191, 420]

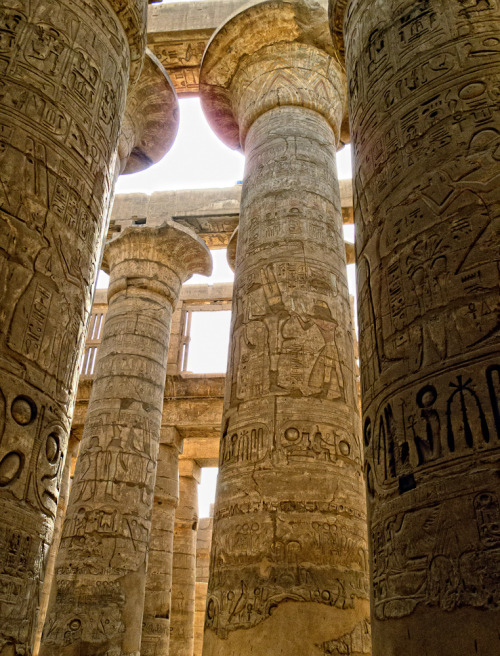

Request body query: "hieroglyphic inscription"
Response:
[342, 0, 500, 650]
[149, 36, 208, 95]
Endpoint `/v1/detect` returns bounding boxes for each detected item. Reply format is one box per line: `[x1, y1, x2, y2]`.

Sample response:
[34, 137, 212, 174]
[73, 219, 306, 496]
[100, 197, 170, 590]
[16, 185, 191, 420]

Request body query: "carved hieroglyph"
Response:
[333, 0, 500, 653]
[39, 223, 211, 656]
[141, 428, 182, 656]
[227, 226, 356, 272]
[200, 2, 370, 654]
[169, 460, 201, 656]
[0, 1, 147, 653]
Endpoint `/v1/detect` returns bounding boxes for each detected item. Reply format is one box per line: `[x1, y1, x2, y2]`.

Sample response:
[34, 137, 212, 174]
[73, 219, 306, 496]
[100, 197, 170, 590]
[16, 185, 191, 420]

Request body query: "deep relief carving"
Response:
[206, 501, 369, 637]
[318, 619, 371, 655]
[371, 487, 500, 621]
[228, 259, 357, 409]
[341, 0, 500, 651]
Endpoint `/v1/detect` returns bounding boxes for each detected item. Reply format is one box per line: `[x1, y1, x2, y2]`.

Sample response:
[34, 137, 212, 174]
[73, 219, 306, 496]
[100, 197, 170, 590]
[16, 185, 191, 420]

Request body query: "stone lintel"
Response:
[148, 0, 249, 35]
[108, 186, 242, 246]
[160, 425, 184, 451]
[107, 183, 352, 247]
[182, 437, 220, 468]
[148, 28, 213, 98]
[147, 0, 249, 95]
[178, 458, 202, 483]
[73, 376, 225, 436]
[164, 374, 226, 401]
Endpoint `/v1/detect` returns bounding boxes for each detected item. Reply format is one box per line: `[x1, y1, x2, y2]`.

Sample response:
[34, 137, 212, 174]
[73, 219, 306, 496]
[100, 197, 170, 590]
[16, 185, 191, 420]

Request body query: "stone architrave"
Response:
[199, 2, 370, 654]
[39, 223, 211, 655]
[169, 459, 201, 656]
[0, 2, 147, 653]
[331, 1, 500, 654]
[141, 427, 183, 656]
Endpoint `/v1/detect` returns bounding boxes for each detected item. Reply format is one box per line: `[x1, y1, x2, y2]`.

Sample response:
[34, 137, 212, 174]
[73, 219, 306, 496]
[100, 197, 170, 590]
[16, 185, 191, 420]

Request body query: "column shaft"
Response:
[341, 0, 500, 653]
[0, 1, 144, 652]
[193, 517, 213, 656]
[206, 103, 369, 655]
[170, 463, 199, 656]
[141, 438, 181, 656]
[39, 224, 211, 655]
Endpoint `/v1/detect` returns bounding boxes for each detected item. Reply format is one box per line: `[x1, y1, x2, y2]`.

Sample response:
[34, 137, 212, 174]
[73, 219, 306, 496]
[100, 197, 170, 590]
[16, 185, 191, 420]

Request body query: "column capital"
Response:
[179, 458, 201, 484]
[102, 220, 212, 303]
[118, 50, 179, 176]
[199, 0, 346, 150]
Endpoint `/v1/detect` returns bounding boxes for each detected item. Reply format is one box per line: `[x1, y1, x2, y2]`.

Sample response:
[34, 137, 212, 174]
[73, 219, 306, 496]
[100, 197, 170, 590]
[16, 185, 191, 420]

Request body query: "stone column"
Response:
[193, 514, 214, 656]
[199, 2, 370, 654]
[0, 2, 147, 653]
[227, 226, 356, 272]
[169, 459, 200, 656]
[141, 427, 183, 656]
[331, 1, 500, 654]
[39, 223, 211, 656]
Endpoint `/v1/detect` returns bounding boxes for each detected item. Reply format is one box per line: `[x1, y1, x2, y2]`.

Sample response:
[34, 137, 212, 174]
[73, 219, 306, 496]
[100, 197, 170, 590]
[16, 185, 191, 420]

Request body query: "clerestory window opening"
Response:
[181, 306, 231, 374]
